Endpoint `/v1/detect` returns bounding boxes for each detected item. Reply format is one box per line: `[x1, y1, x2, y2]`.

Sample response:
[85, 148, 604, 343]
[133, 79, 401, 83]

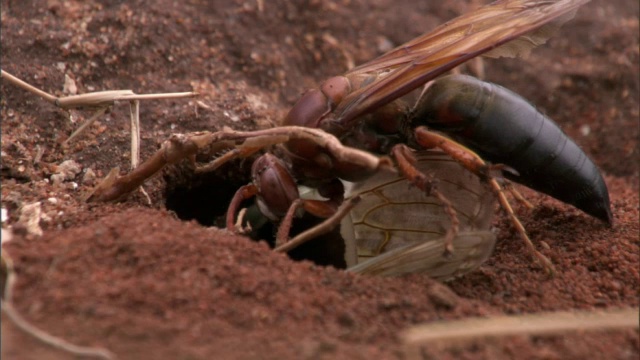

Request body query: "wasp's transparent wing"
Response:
[333, 0, 590, 125]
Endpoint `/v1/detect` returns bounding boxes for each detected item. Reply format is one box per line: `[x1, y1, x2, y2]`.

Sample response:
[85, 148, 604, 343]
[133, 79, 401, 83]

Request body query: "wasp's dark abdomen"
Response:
[412, 74, 612, 224]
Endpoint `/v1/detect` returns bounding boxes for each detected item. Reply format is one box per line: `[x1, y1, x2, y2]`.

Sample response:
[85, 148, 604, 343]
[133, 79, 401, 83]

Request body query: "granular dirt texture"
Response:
[1, 0, 638, 359]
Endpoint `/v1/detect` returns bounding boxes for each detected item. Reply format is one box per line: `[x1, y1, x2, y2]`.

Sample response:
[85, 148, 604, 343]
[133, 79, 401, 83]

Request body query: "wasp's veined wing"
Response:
[331, 0, 590, 126]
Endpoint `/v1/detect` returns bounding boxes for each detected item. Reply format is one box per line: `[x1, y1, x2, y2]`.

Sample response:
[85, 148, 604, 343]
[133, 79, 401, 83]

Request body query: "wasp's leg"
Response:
[194, 145, 264, 174]
[273, 199, 305, 247]
[275, 196, 361, 253]
[390, 144, 460, 256]
[226, 171, 345, 248]
[502, 179, 534, 209]
[87, 131, 218, 202]
[226, 184, 259, 233]
[228, 152, 344, 248]
[89, 126, 390, 203]
[413, 127, 555, 275]
[275, 179, 345, 247]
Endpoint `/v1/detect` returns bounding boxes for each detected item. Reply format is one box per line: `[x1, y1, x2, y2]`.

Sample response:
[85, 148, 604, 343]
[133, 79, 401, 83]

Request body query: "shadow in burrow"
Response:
[162, 155, 347, 269]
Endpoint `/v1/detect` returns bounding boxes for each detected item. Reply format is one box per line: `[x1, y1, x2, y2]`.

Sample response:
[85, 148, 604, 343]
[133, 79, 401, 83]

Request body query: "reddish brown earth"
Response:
[1, 0, 638, 359]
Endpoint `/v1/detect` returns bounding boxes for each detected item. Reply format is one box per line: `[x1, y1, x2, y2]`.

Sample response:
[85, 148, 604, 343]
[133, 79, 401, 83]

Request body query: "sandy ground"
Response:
[1, 0, 638, 359]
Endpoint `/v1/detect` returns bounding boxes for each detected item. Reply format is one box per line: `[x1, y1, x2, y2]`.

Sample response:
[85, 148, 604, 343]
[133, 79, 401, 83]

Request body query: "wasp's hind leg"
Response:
[390, 144, 460, 257]
[413, 127, 555, 276]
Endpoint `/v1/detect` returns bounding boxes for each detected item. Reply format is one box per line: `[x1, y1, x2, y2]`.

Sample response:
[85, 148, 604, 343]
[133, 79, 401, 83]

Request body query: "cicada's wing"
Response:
[333, 0, 590, 125]
[341, 150, 497, 280]
[346, 231, 496, 281]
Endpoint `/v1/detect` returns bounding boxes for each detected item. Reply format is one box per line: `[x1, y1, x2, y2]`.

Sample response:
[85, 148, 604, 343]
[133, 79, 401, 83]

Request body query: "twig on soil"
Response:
[402, 307, 640, 356]
[1, 251, 116, 360]
[1, 69, 197, 169]
[1, 302, 116, 360]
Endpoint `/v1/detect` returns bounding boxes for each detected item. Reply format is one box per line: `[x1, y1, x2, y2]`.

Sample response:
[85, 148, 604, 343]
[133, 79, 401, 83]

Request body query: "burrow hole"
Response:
[163, 160, 346, 268]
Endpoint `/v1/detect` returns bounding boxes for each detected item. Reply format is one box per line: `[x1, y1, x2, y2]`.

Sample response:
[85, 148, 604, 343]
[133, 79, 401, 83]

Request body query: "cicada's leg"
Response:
[390, 144, 460, 256]
[413, 127, 555, 275]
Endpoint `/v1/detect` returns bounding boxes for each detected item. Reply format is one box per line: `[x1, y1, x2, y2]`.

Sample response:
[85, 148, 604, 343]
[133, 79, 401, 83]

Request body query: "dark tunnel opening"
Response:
[162, 160, 346, 269]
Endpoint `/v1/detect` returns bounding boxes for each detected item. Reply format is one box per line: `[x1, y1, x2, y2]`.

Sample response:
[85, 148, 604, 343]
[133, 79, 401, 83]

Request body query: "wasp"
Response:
[87, 0, 609, 279]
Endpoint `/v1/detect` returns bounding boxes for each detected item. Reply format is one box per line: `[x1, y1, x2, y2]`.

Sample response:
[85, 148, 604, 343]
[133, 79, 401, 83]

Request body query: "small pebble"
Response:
[580, 124, 591, 136]
[83, 168, 97, 185]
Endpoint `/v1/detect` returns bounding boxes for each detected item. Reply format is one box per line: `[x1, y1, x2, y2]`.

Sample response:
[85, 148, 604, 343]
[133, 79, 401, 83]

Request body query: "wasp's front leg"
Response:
[87, 131, 220, 202]
[88, 126, 392, 203]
